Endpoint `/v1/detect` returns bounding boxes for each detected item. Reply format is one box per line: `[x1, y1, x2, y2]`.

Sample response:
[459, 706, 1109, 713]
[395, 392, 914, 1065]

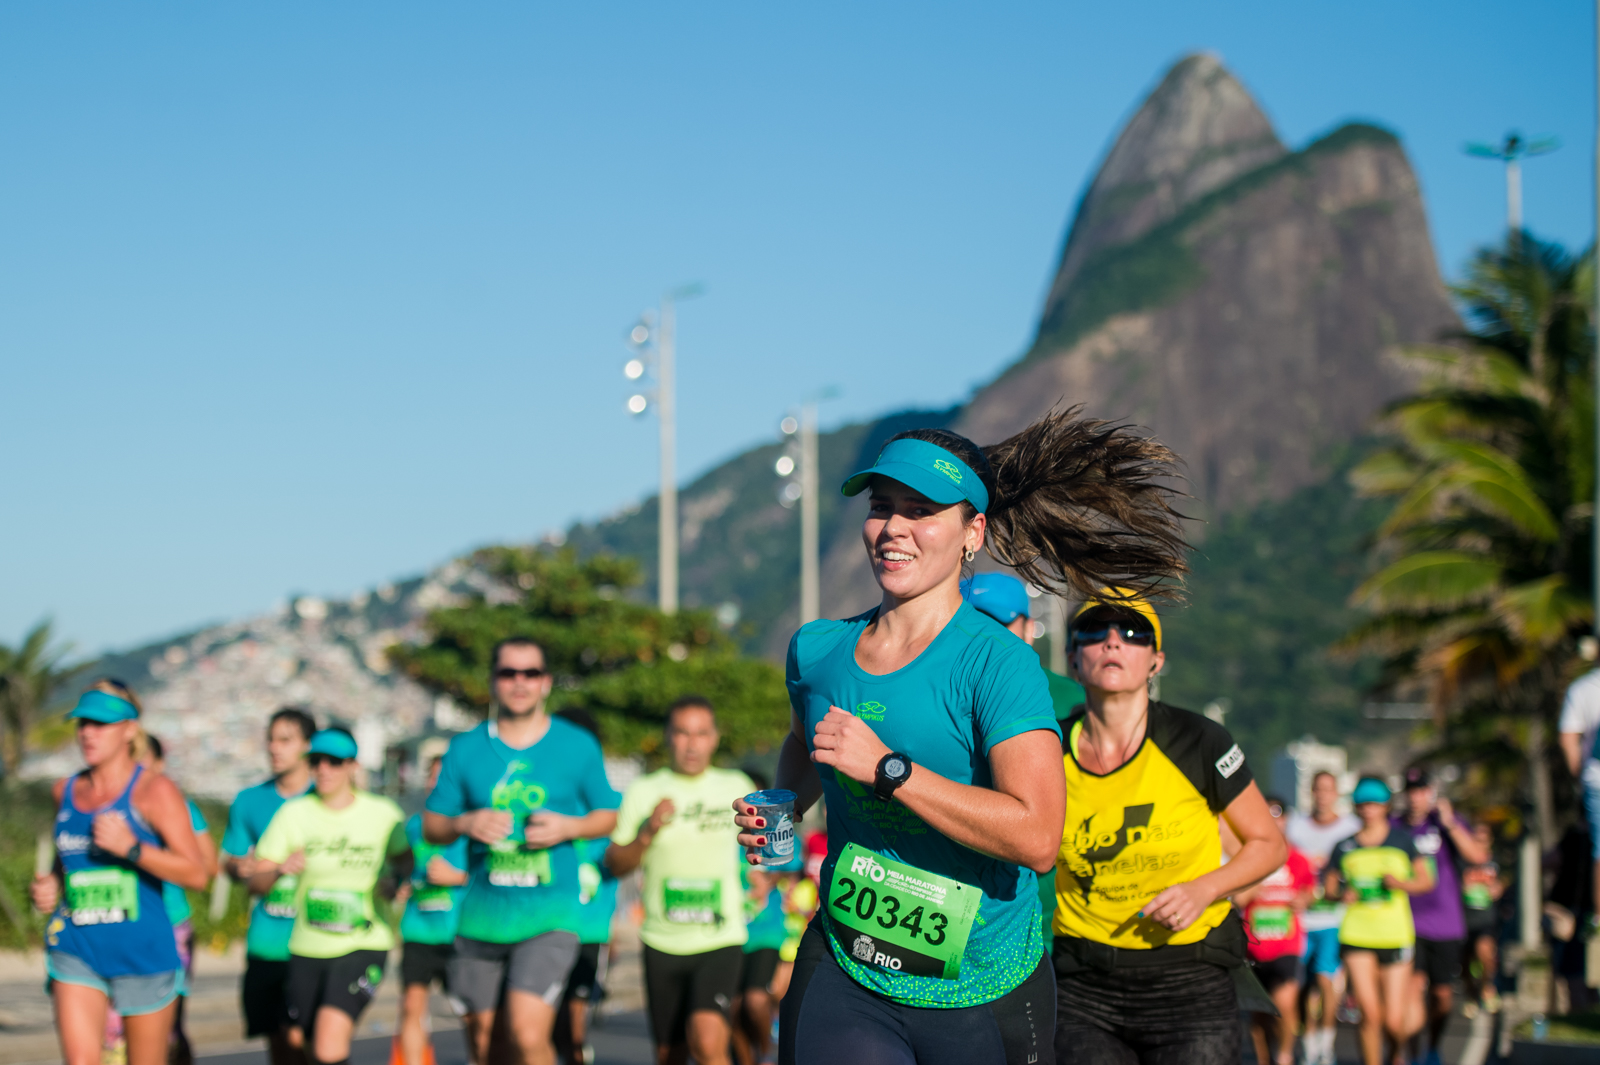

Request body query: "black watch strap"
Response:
[874, 752, 912, 802]
[125, 841, 143, 865]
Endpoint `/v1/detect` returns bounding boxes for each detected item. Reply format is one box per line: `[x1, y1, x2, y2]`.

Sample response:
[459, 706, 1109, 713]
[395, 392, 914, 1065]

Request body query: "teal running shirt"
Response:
[162, 800, 208, 926]
[744, 875, 790, 953]
[573, 837, 620, 946]
[426, 718, 620, 943]
[788, 602, 1060, 1008]
[399, 814, 469, 946]
[223, 778, 312, 960]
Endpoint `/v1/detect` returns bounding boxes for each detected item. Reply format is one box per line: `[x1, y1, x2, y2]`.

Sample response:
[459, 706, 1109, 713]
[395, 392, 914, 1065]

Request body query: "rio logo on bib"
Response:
[826, 843, 979, 980]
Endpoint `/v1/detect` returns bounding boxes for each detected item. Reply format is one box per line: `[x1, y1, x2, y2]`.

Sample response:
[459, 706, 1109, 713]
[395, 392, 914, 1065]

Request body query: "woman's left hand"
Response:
[810, 707, 890, 786]
[92, 812, 138, 860]
[1140, 880, 1217, 932]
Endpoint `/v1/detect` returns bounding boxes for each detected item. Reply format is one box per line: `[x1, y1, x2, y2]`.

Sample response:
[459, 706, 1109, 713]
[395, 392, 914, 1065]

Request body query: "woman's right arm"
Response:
[735, 712, 821, 860]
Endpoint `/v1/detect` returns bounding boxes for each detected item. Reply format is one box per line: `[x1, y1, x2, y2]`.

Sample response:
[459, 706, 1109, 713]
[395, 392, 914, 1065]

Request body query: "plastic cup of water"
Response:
[744, 789, 797, 866]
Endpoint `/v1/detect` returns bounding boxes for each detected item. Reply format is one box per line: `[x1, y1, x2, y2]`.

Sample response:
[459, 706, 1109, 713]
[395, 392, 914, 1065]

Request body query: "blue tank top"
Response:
[48, 765, 182, 977]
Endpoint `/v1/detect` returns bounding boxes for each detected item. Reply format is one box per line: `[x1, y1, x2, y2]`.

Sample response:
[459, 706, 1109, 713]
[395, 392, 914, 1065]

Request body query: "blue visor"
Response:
[1352, 778, 1391, 805]
[309, 729, 359, 760]
[961, 573, 1030, 625]
[840, 438, 989, 514]
[69, 690, 139, 724]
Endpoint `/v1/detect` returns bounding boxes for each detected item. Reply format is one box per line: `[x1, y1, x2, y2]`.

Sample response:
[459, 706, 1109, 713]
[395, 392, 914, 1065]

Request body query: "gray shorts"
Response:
[449, 931, 580, 1014]
[47, 951, 184, 1016]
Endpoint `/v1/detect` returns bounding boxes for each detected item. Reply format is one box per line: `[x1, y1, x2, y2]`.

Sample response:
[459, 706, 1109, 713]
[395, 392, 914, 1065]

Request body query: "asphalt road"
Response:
[195, 1011, 656, 1065]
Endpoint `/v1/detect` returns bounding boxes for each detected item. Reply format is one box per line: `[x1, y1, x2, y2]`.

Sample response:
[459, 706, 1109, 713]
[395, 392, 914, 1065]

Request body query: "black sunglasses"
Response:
[308, 754, 349, 768]
[1070, 624, 1157, 649]
[495, 667, 548, 680]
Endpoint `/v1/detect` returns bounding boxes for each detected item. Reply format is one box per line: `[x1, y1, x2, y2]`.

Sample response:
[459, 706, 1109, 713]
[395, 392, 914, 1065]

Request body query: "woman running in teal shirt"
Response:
[735, 411, 1187, 1065]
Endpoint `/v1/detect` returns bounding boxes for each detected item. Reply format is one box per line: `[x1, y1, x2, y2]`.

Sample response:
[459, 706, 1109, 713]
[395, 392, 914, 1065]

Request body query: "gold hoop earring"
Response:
[964, 548, 976, 562]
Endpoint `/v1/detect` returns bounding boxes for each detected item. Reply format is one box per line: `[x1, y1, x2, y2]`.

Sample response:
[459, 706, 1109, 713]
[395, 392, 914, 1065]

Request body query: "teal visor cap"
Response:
[69, 690, 139, 724]
[1352, 778, 1391, 805]
[309, 729, 359, 760]
[840, 438, 989, 514]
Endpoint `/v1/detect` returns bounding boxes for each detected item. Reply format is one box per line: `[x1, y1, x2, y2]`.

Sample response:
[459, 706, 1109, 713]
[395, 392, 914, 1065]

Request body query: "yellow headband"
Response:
[1072, 587, 1163, 651]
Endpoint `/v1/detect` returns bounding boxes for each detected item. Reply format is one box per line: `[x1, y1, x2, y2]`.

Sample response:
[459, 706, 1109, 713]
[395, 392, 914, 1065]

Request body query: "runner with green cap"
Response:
[250, 728, 410, 1065]
[734, 409, 1190, 1065]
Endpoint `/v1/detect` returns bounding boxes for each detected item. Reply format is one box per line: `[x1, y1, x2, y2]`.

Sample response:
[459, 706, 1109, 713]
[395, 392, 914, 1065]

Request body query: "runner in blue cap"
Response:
[734, 409, 1189, 1065]
[30, 680, 209, 1065]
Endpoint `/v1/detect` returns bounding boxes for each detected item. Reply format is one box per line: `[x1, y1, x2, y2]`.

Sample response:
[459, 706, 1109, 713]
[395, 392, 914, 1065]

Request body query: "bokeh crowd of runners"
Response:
[25, 416, 1600, 1065]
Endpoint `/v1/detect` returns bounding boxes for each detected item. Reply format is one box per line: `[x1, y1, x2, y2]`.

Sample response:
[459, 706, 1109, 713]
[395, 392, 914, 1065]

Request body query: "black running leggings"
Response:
[1053, 958, 1239, 1065]
[779, 920, 1054, 1065]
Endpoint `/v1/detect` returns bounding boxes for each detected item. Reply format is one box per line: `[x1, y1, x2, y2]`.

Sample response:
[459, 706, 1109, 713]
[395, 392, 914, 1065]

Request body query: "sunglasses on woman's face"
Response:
[308, 754, 349, 768]
[495, 667, 547, 681]
[1070, 624, 1157, 649]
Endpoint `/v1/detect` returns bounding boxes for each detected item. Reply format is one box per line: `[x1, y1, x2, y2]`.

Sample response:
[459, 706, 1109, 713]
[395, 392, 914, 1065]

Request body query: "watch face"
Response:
[885, 757, 907, 779]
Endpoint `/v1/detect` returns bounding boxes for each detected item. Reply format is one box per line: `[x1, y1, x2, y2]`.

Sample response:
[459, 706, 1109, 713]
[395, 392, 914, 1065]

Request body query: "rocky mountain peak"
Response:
[1043, 53, 1285, 311]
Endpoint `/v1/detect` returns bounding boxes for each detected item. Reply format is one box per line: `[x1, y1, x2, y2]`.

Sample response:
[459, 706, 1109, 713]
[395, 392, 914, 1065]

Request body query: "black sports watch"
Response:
[874, 752, 913, 802]
[124, 841, 142, 865]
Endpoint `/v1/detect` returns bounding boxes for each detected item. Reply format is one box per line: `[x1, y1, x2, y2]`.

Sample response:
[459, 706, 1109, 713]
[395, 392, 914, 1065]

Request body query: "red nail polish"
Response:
[756, 818, 766, 828]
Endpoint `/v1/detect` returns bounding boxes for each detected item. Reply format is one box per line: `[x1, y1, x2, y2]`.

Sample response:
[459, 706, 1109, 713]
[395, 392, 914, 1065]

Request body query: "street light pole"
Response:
[799, 400, 819, 625]
[1466, 132, 1560, 240]
[657, 294, 678, 615]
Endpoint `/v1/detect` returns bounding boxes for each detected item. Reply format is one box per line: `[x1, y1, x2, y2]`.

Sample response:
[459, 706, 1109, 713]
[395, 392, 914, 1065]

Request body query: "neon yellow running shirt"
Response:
[611, 766, 753, 955]
[1330, 826, 1419, 950]
[256, 791, 407, 958]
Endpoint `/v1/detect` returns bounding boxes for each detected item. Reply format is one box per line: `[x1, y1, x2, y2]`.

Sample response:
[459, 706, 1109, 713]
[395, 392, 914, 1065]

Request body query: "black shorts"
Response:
[564, 943, 605, 1003]
[1054, 953, 1236, 1065]
[1414, 937, 1463, 987]
[1252, 953, 1302, 993]
[285, 951, 388, 1031]
[778, 918, 1053, 1065]
[741, 948, 780, 994]
[241, 956, 290, 1038]
[1465, 910, 1497, 940]
[642, 944, 744, 1048]
[1340, 944, 1413, 968]
[400, 940, 453, 990]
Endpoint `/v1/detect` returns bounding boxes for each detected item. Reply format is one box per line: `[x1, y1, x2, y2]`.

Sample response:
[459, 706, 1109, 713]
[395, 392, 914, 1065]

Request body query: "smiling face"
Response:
[862, 476, 983, 603]
[1070, 626, 1165, 696]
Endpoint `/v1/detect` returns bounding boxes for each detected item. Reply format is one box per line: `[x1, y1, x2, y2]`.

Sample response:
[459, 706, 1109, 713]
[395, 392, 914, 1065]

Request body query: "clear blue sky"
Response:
[3, 1, 1594, 654]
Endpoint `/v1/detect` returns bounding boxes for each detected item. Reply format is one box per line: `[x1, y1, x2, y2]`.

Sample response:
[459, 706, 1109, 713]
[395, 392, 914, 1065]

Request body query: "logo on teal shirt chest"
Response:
[854, 701, 887, 722]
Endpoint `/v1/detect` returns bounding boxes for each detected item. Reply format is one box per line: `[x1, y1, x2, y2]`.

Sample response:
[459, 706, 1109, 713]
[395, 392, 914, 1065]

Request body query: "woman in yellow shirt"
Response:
[1051, 594, 1284, 1065]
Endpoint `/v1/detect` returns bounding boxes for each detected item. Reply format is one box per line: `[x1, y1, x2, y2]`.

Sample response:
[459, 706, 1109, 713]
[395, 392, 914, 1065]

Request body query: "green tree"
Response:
[0, 620, 80, 782]
[389, 547, 792, 763]
[1343, 233, 1594, 844]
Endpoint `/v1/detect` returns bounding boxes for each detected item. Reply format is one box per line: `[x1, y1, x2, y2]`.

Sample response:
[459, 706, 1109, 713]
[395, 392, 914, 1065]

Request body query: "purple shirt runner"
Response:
[1391, 810, 1467, 940]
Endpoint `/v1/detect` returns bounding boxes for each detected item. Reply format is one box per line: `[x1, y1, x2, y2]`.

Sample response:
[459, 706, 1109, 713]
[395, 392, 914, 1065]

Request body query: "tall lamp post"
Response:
[1466, 132, 1560, 236]
[624, 284, 703, 615]
[776, 389, 839, 625]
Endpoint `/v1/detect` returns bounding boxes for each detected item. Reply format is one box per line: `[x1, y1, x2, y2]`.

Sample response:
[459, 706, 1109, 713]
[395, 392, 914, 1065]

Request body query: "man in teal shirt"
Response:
[222, 707, 316, 1065]
[424, 638, 620, 1065]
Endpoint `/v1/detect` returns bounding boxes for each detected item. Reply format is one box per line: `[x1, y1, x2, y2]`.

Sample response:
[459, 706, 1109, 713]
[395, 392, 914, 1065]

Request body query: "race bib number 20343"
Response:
[826, 843, 979, 981]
